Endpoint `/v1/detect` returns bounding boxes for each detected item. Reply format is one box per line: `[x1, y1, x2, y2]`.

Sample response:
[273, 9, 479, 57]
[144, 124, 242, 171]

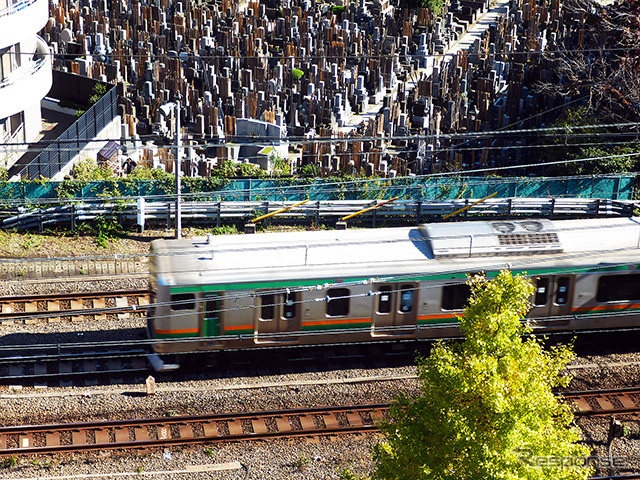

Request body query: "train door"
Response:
[201, 294, 221, 337]
[255, 291, 301, 341]
[528, 276, 574, 320]
[372, 283, 418, 334]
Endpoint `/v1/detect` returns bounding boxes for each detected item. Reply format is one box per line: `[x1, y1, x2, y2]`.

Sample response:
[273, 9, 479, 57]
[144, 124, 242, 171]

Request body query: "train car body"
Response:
[147, 217, 640, 370]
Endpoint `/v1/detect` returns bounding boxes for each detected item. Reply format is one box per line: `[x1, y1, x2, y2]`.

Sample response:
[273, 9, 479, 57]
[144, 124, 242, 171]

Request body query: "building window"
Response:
[171, 293, 196, 311]
[327, 288, 350, 317]
[596, 274, 640, 302]
[441, 283, 471, 310]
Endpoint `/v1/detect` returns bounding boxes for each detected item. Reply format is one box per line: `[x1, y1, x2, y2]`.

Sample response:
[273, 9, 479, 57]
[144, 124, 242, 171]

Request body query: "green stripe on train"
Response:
[155, 332, 198, 339]
[418, 318, 458, 325]
[574, 306, 640, 315]
[224, 328, 254, 334]
[166, 265, 634, 295]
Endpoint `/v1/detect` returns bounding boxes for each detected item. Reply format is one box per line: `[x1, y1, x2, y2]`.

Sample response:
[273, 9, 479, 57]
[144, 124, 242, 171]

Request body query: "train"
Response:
[147, 216, 640, 371]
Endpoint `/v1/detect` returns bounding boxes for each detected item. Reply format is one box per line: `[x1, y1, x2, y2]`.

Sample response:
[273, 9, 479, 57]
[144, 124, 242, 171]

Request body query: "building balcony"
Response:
[0, 36, 52, 120]
[0, 0, 48, 48]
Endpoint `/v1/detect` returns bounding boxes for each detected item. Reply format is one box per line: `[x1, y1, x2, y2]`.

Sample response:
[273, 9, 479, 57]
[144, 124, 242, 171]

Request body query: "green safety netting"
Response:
[0, 175, 634, 202]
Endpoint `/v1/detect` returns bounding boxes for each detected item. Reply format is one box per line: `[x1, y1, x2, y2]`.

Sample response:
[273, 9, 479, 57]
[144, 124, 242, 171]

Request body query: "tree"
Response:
[538, 0, 640, 125]
[541, 107, 640, 175]
[372, 271, 591, 480]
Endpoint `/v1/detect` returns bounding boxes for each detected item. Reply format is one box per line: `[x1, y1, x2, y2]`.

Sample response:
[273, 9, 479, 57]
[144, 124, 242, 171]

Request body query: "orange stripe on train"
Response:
[155, 328, 199, 334]
[302, 318, 372, 327]
[418, 314, 459, 320]
[224, 325, 253, 332]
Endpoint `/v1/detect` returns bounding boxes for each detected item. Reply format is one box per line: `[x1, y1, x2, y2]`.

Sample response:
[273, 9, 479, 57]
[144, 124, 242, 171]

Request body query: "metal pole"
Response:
[175, 100, 182, 239]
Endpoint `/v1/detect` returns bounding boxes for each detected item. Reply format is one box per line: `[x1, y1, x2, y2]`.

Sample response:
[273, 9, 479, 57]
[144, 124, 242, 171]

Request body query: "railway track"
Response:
[1, 386, 639, 457]
[0, 290, 149, 323]
[564, 387, 640, 416]
[0, 404, 389, 456]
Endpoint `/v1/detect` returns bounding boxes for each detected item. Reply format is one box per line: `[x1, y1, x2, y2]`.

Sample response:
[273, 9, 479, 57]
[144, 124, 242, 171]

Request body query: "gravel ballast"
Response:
[0, 233, 639, 478]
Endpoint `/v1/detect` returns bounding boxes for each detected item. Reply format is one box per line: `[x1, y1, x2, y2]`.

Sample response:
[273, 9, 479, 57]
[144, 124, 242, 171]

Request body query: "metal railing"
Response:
[0, 0, 39, 17]
[1, 197, 636, 231]
[17, 84, 117, 180]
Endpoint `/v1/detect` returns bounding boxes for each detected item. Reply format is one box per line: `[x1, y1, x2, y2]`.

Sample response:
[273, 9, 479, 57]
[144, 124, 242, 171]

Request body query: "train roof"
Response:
[150, 217, 640, 288]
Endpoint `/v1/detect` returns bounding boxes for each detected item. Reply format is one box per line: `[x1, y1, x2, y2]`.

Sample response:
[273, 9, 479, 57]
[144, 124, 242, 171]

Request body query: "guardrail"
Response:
[1, 197, 636, 232]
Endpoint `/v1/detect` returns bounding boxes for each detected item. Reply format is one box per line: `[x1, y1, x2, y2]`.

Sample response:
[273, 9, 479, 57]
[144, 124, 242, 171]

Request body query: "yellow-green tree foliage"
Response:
[373, 271, 591, 480]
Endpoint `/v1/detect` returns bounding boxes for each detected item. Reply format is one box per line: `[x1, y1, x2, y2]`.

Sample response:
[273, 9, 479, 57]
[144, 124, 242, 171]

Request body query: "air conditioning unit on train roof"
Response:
[419, 219, 563, 258]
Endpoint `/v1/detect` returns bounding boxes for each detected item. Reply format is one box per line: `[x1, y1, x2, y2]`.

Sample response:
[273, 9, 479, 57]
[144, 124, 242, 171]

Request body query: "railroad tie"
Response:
[114, 428, 129, 443]
[595, 397, 614, 411]
[572, 398, 591, 412]
[95, 429, 110, 444]
[323, 414, 340, 430]
[93, 299, 107, 321]
[25, 302, 37, 313]
[299, 415, 316, 431]
[132, 357, 147, 370]
[115, 297, 130, 320]
[250, 418, 269, 435]
[45, 432, 60, 447]
[346, 412, 364, 427]
[227, 421, 243, 436]
[275, 417, 292, 433]
[134, 427, 149, 441]
[158, 427, 170, 440]
[370, 409, 386, 424]
[179, 424, 194, 439]
[203, 422, 219, 437]
[0, 435, 5, 449]
[617, 395, 636, 409]
[59, 361, 73, 374]
[72, 430, 87, 445]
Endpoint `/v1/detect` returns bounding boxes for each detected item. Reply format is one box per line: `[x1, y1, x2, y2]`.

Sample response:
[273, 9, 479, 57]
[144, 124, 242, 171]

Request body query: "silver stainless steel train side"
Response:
[147, 217, 640, 371]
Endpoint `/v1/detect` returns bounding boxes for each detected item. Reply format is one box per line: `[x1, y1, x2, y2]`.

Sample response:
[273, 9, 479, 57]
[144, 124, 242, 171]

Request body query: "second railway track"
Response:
[1, 386, 640, 458]
[0, 290, 149, 323]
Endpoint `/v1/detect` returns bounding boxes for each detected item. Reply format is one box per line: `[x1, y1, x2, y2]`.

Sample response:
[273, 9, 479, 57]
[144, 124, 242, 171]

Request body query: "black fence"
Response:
[18, 85, 117, 180]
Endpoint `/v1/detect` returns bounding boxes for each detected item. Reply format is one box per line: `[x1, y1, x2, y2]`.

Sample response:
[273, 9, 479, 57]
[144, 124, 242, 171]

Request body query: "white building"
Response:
[0, 0, 52, 168]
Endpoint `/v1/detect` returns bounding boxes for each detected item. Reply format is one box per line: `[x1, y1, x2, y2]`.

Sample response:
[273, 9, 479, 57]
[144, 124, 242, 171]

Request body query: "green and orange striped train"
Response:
[146, 216, 640, 371]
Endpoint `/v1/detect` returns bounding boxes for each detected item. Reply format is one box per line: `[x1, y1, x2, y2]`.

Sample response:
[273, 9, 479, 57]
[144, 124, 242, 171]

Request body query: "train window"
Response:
[441, 283, 471, 310]
[399, 285, 414, 313]
[260, 294, 275, 320]
[171, 293, 196, 311]
[377, 286, 392, 314]
[597, 274, 640, 302]
[327, 288, 350, 317]
[283, 292, 297, 319]
[534, 278, 549, 306]
[205, 299, 219, 319]
[555, 277, 570, 305]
